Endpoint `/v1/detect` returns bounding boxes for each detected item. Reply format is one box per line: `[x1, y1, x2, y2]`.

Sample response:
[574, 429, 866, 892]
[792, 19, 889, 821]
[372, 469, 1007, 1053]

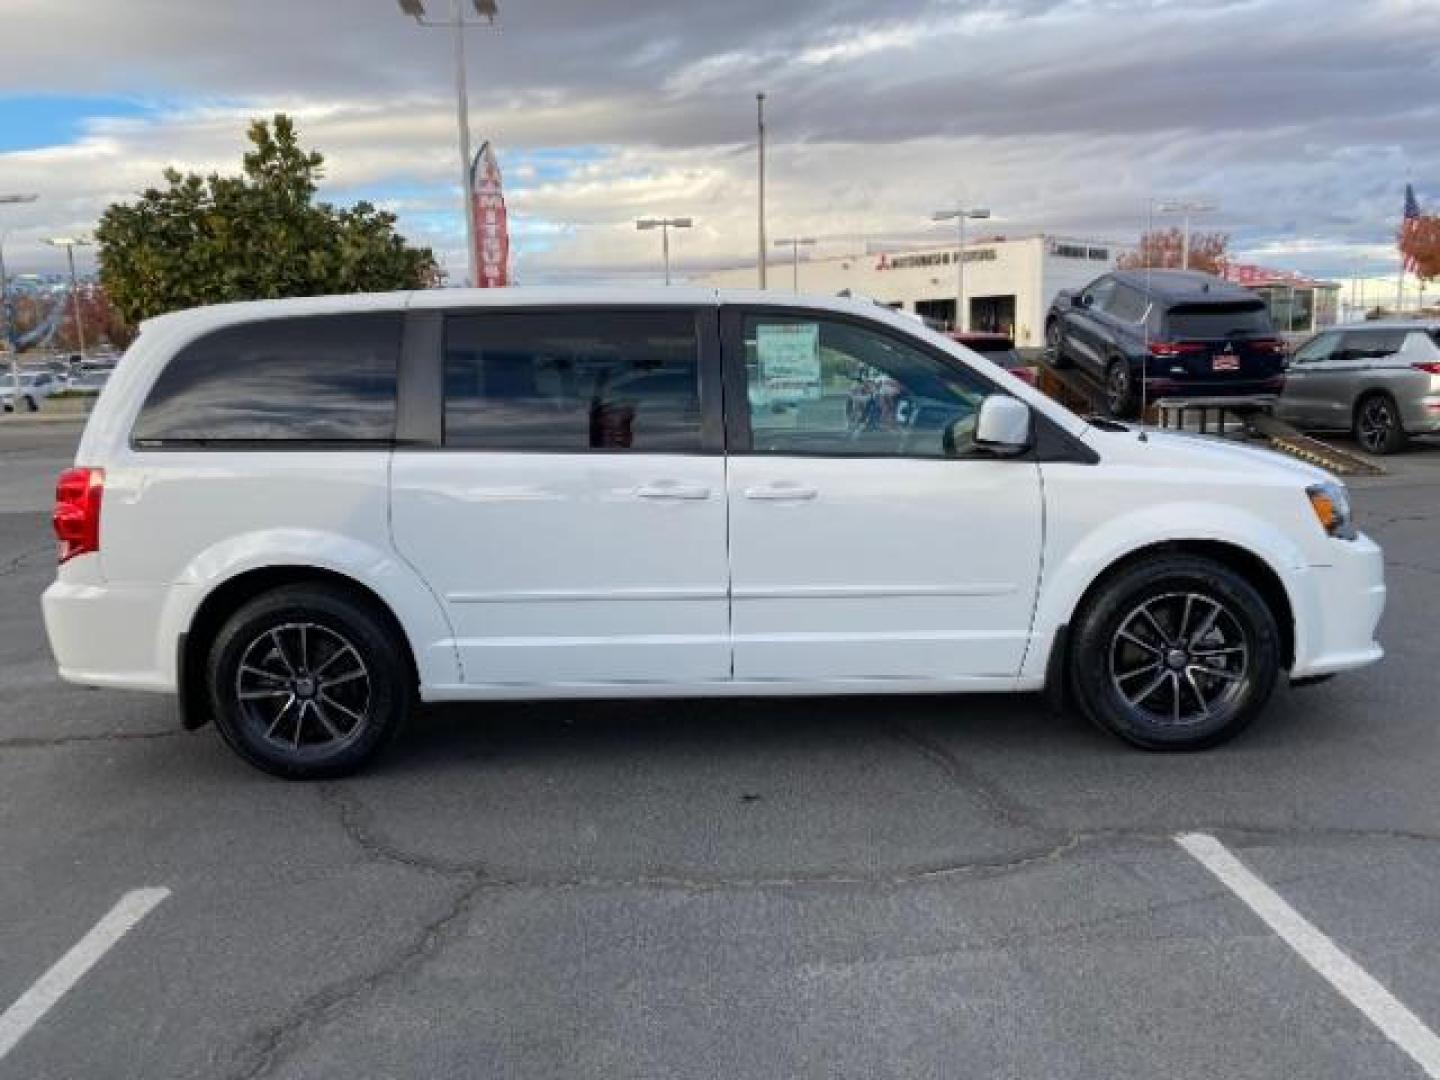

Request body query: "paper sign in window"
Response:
[756, 323, 822, 401]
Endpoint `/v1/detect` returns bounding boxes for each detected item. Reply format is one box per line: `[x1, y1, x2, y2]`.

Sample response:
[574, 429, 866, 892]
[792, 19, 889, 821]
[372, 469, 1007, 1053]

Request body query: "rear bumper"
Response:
[1141, 376, 1285, 399]
[1288, 533, 1386, 679]
[42, 576, 178, 693]
[1399, 394, 1440, 435]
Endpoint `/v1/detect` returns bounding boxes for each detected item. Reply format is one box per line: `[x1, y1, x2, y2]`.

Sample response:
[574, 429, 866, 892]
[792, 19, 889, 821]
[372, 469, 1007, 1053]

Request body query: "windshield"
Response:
[1165, 303, 1273, 338]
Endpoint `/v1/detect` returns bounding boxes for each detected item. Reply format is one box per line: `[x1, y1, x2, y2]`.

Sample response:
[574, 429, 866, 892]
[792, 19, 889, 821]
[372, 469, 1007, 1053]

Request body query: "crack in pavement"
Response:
[226, 871, 484, 1080]
[0, 544, 51, 578]
[225, 769, 1440, 1079]
[0, 728, 186, 750]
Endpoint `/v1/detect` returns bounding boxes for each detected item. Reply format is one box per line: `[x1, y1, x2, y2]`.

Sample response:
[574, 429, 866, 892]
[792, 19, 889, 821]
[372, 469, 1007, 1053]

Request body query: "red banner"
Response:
[470, 141, 510, 287]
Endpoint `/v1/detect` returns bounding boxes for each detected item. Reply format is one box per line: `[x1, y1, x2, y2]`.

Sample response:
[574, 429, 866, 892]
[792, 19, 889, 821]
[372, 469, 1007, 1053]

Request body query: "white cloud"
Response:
[0, 0, 1437, 283]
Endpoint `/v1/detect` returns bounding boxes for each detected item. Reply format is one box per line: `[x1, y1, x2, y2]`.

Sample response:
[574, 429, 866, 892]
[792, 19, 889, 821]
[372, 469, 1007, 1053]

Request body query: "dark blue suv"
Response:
[1045, 269, 1287, 418]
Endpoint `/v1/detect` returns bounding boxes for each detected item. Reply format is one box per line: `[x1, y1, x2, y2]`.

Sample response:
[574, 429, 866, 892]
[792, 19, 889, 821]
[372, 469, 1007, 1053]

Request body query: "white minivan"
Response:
[43, 289, 1386, 777]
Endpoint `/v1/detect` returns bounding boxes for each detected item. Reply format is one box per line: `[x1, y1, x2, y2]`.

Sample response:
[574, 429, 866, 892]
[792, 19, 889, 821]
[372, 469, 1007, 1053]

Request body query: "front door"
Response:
[390, 306, 730, 687]
[721, 307, 1044, 683]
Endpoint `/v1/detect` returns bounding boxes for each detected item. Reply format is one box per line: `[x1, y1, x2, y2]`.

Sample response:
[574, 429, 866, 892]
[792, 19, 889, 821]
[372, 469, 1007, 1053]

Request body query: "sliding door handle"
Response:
[636, 482, 712, 501]
[743, 483, 819, 501]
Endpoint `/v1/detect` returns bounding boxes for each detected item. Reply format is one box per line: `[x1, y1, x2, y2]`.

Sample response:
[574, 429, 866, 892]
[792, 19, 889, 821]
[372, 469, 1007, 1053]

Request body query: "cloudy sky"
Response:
[0, 0, 1436, 287]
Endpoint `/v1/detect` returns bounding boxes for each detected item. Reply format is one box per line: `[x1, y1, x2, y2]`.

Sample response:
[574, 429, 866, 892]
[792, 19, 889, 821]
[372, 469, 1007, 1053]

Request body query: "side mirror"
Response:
[974, 395, 1032, 456]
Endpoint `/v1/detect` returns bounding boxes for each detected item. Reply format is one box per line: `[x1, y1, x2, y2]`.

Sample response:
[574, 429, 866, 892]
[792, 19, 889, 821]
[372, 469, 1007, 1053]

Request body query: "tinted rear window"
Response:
[1165, 303, 1273, 338]
[443, 310, 702, 451]
[133, 314, 401, 445]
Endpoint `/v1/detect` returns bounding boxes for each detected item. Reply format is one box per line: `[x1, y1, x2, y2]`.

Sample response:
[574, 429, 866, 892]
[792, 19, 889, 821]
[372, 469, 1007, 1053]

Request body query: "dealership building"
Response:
[697, 234, 1126, 347]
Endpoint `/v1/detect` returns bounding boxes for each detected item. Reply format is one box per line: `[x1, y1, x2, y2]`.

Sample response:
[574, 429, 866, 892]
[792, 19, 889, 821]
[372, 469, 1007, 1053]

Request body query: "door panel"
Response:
[728, 456, 1042, 679]
[390, 306, 730, 686]
[722, 307, 1044, 682]
[391, 454, 729, 684]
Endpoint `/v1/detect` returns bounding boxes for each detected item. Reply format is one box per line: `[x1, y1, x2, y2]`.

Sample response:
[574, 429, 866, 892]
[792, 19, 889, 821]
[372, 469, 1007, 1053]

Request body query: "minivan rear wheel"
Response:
[1069, 555, 1279, 750]
[207, 584, 412, 778]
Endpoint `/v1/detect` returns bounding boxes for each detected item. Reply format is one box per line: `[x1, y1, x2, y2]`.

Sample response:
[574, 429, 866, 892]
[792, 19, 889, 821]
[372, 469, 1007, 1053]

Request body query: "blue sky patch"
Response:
[0, 94, 158, 152]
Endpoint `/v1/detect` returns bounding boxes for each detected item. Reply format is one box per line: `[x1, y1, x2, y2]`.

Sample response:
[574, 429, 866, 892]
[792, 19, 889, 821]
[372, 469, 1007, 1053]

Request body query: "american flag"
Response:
[1401, 183, 1421, 274]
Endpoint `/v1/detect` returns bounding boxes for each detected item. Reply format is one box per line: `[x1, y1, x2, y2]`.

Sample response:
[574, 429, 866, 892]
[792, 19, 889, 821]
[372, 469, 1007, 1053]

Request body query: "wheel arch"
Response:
[1038, 536, 1298, 706]
[177, 565, 433, 731]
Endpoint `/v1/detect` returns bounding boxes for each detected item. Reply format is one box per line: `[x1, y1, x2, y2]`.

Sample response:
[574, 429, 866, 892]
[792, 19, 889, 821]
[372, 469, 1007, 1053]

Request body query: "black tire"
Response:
[1353, 392, 1407, 455]
[206, 584, 413, 779]
[1104, 358, 1138, 419]
[24, 395, 37, 413]
[1045, 319, 1072, 368]
[1069, 555, 1280, 751]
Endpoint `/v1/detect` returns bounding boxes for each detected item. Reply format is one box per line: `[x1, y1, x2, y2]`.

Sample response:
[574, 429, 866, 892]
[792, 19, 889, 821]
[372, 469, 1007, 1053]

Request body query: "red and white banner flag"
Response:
[470, 141, 510, 287]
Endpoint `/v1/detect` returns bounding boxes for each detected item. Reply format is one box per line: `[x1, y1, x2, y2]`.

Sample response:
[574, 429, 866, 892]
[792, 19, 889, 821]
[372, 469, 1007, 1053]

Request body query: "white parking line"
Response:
[0, 887, 170, 1062]
[1178, 832, 1440, 1079]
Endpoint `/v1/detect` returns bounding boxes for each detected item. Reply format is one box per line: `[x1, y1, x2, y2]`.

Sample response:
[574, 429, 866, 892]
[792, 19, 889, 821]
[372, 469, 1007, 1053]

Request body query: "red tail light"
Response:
[1251, 339, 1287, 355]
[1412, 362, 1440, 375]
[53, 467, 103, 564]
[1147, 342, 1206, 357]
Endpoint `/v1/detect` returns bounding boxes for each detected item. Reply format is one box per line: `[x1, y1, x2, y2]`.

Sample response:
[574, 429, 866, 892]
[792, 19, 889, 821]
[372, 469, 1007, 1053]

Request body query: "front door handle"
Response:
[636, 482, 712, 501]
[743, 483, 819, 501]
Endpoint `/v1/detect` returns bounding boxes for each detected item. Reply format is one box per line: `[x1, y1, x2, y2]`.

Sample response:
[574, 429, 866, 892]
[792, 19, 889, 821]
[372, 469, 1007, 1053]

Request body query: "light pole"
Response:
[397, 0, 499, 288]
[773, 237, 815, 292]
[756, 92, 767, 290]
[1156, 200, 1216, 270]
[1, 193, 38, 380]
[637, 217, 692, 285]
[931, 206, 990, 332]
[45, 237, 92, 362]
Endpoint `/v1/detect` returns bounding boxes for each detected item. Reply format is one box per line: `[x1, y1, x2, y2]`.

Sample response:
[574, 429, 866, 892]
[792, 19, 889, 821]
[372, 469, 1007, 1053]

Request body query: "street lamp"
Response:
[773, 237, 816, 292]
[397, 0, 500, 288]
[637, 217, 692, 286]
[1156, 200, 1216, 270]
[45, 237, 92, 362]
[932, 206, 990, 332]
[1, 193, 39, 378]
[756, 92, 767, 289]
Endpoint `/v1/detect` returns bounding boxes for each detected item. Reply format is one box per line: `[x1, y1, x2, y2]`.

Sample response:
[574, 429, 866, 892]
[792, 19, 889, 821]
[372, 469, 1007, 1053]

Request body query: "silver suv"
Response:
[1277, 322, 1440, 454]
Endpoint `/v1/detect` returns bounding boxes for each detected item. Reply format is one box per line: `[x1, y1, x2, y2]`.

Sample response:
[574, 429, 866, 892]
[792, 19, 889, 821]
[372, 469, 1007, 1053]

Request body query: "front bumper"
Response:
[1287, 532, 1386, 679]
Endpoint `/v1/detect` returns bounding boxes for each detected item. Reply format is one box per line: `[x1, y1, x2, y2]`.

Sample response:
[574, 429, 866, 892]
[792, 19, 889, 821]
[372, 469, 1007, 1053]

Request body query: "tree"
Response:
[1117, 227, 1230, 275]
[95, 114, 438, 325]
[1400, 214, 1440, 284]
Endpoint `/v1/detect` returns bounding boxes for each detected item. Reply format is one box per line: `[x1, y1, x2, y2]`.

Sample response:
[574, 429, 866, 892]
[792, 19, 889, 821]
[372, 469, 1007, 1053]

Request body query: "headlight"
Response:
[1307, 481, 1356, 540]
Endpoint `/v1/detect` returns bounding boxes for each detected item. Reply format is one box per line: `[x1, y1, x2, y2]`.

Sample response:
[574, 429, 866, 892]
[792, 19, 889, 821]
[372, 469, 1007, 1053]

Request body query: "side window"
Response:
[1105, 285, 1149, 323]
[443, 310, 702, 451]
[1083, 278, 1116, 311]
[741, 314, 991, 459]
[1290, 333, 1338, 364]
[132, 314, 401, 445]
[1340, 330, 1406, 360]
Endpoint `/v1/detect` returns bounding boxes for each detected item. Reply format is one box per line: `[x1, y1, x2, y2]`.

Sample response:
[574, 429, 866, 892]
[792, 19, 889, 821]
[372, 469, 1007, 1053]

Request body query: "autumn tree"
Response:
[1117, 227, 1231, 275]
[95, 114, 437, 324]
[1400, 214, 1440, 284]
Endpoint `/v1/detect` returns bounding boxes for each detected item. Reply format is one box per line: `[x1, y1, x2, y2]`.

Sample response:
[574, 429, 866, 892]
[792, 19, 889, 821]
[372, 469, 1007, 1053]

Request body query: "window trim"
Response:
[422, 304, 723, 456]
[128, 311, 405, 452]
[719, 304, 1096, 464]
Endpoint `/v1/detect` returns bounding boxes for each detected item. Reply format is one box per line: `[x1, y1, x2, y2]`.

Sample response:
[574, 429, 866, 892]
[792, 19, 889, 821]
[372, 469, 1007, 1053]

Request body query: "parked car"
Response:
[43, 291, 1384, 777]
[1276, 322, 1440, 455]
[66, 370, 112, 395]
[0, 370, 62, 412]
[1046, 269, 1288, 418]
[949, 331, 1036, 386]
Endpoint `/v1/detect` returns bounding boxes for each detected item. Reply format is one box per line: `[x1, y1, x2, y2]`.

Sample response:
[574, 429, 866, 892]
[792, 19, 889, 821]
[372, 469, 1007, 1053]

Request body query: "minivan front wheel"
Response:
[207, 584, 412, 778]
[1070, 555, 1279, 750]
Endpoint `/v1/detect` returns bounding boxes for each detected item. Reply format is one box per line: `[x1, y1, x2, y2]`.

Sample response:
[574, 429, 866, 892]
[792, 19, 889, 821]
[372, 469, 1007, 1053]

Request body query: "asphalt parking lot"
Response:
[2, 419, 1439, 1079]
